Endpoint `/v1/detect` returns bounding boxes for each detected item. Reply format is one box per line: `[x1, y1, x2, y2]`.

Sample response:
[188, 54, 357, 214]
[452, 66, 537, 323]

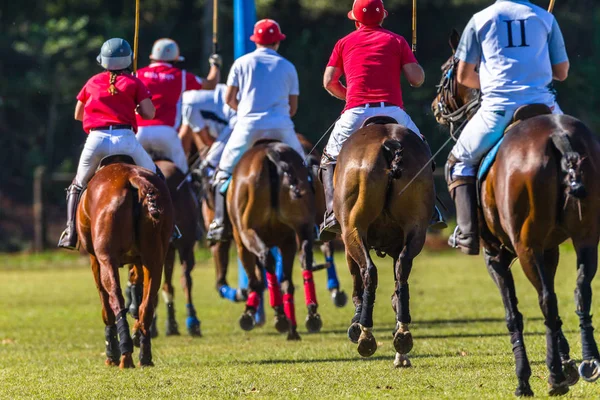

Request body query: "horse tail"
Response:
[128, 173, 162, 220]
[265, 145, 302, 210]
[381, 139, 403, 181]
[550, 131, 587, 199]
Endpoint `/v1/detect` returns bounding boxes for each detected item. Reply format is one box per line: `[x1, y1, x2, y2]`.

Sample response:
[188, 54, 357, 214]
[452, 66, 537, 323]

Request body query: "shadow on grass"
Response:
[237, 352, 450, 366]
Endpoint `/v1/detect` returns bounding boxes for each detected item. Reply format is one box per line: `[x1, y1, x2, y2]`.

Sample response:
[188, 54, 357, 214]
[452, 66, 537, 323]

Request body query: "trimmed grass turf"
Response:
[0, 246, 599, 399]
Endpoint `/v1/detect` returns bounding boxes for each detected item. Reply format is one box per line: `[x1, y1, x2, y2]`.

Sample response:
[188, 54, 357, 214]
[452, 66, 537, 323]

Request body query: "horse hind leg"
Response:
[572, 240, 600, 382]
[237, 243, 260, 332]
[180, 245, 201, 337]
[298, 225, 322, 334]
[90, 255, 119, 367]
[279, 239, 300, 341]
[320, 242, 347, 308]
[162, 245, 180, 336]
[137, 261, 162, 367]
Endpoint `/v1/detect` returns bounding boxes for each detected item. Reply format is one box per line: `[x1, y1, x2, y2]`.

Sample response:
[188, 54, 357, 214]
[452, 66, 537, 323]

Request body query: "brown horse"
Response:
[127, 159, 201, 337]
[228, 140, 321, 340]
[334, 117, 434, 367]
[77, 158, 173, 368]
[432, 32, 600, 396]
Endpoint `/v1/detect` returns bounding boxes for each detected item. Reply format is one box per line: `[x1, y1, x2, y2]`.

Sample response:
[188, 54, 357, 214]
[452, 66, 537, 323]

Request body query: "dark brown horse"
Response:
[77, 158, 173, 368]
[228, 140, 321, 340]
[432, 32, 600, 396]
[127, 159, 201, 337]
[334, 117, 434, 367]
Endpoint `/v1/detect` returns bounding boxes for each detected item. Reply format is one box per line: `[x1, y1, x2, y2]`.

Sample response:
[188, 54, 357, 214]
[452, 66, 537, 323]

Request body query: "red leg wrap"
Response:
[283, 293, 297, 326]
[246, 291, 260, 309]
[266, 271, 283, 308]
[302, 270, 318, 306]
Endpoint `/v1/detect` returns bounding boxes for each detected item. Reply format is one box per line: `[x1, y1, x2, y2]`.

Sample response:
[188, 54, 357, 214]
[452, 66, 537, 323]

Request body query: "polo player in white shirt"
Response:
[206, 19, 306, 242]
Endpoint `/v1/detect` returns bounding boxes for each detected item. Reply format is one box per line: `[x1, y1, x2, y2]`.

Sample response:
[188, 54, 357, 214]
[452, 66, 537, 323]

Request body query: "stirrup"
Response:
[429, 206, 448, 230]
[57, 228, 78, 251]
[448, 226, 460, 249]
[170, 225, 182, 243]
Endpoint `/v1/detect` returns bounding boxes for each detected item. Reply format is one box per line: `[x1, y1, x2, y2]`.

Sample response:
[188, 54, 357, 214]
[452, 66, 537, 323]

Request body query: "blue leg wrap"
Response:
[219, 285, 240, 302]
[326, 256, 340, 291]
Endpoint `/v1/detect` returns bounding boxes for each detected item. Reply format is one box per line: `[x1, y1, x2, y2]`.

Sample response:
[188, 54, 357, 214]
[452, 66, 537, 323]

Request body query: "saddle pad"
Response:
[477, 137, 504, 182]
[219, 176, 232, 194]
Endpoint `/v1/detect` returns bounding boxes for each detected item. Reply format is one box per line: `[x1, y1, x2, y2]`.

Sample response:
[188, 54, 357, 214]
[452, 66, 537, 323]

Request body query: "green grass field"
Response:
[1, 246, 599, 399]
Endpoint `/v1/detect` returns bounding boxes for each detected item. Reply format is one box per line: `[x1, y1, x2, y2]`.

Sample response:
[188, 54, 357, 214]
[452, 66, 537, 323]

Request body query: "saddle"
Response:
[477, 104, 552, 183]
[361, 116, 398, 128]
[97, 154, 136, 170]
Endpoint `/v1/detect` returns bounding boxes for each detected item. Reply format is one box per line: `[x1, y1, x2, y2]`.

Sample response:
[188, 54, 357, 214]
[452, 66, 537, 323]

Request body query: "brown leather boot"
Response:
[58, 183, 83, 250]
[448, 183, 480, 255]
[319, 164, 341, 242]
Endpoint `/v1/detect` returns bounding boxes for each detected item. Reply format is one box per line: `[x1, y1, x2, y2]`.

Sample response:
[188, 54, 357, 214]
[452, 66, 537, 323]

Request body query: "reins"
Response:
[303, 116, 340, 164]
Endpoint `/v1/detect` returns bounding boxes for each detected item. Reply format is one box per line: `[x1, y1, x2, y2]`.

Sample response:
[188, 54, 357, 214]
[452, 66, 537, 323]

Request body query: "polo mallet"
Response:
[212, 0, 219, 54]
[548, 0, 556, 13]
[412, 0, 417, 54]
[133, 0, 140, 72]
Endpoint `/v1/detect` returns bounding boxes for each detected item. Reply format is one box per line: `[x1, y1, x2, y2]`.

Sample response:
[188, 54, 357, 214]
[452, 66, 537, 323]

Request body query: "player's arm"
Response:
[549, 18, 569, 81]
[225, 86, 240, 111]
[137, 98, 156, 120]
[455, 19, 481, 90]
[74, 101, 84, 121]
[323, 66, 346, 101]
[403, 63, 425, 87]
[202, 54, 222, 90]
[289, 95, 298, 117]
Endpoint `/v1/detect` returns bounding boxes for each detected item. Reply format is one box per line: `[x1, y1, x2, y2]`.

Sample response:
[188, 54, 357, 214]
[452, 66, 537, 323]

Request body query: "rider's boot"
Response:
[58, 182, 83, 250]
[206, 179, 232, 244]
[448, 182, 480, 255]
[319, 164, 341, 242]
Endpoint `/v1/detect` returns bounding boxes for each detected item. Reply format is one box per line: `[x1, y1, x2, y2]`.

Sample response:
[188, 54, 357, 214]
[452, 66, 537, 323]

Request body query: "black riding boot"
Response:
[319, 164, 341, 242]
[448, 183, 480, 255]
[206, 180, 232, 244]
[58, 183, 83, 250]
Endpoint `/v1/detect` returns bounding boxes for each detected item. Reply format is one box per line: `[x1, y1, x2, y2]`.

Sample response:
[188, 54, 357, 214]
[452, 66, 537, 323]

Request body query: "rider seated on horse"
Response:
[58, 38, 159, 250]
[135, 38, 222, 174]
[446, 0, 570, 255]
[205, 19, 307, 243]
[319, 0, 446, 242]
[180, 83, 237, 179]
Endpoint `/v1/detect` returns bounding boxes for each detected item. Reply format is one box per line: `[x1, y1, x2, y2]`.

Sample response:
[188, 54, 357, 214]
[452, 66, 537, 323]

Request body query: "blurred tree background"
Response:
[1, 0, 599, 248]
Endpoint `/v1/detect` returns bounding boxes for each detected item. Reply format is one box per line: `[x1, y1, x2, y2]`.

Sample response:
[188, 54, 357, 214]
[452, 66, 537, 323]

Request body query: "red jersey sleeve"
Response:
[327, 39, 344, 69]
[186, 73, 204, 91]
[397, 35, 418, 67]
[134, 77, 152, 105]
[76, 83, 89, 103]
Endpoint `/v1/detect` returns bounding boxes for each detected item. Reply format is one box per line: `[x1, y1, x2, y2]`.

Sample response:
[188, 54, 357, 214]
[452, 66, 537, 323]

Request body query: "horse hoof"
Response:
[357, 332, 377, 358]
[393, 330, 413, 354]
[305, 313, 323, 333]
[132, 330, 141, 348]
[393, 353, 411, 368]
[186, 316, 201, 337]
[165, 324, 180, 336]
[579, 359, 600, 382]
[119, 353, 135, 369]
[547, 381, 569, 396]
[239, 313, 255, 331]
[347, 323, 361, 344]
[331, 290, 348, 308]
[139, 360, 155, 368]
[287, 327, 301, 341]
[562, 359, 579, 386]
[105, 358, 119, 367]
[514, 382, 534, 397]
[274, 315, 290, 334]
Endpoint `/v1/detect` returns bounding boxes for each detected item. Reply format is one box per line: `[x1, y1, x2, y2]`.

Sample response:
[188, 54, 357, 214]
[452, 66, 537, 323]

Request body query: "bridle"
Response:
[434, 57, 481, 139]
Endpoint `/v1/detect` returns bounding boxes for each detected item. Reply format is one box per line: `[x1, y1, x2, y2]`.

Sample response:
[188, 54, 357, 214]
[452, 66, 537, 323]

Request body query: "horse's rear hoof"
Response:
[331, 289, 348, 308]
[562, 359, 579, 386]
[393, 330, 413, 354]
[105, 358, 119, 367]
[305, 313, 322, 333]
[139, 360, 155, 368]
[132, 330, 141, 348]
[579, 359, 600, 382]
[165, 324, 180, 336]
[393, 353, 411, 368]
[548, 381, 569, 396]
[287, 327, 301, 341]
[515, 381, 534, 397]
[150, 318, 159, 338]
[357, 333, 377, 358]
[119, 353, 135, 369]
[185, 316, 201, 337]
[274, 315, 290, 334]
[347, 322, 361, 343]
[239, 313, 255, 331]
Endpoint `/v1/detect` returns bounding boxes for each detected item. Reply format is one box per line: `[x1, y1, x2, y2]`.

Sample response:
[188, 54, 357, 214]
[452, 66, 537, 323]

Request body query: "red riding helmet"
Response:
[250, 19, 287, 46]
[348, 0, 388, 26]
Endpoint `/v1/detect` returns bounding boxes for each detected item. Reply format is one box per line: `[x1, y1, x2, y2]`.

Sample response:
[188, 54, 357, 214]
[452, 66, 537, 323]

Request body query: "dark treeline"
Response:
[1, 0, 599, 200]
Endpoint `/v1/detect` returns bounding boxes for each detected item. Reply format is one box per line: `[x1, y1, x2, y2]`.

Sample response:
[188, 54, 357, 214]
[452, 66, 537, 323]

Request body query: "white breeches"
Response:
[136, 125, 189, 173]
[74, 128, 156, 187]
[205, 125, 233, 168]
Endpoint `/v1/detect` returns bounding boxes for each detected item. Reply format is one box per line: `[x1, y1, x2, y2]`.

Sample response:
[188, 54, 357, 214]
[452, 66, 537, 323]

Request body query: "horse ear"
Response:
[449, 29, 461, 53]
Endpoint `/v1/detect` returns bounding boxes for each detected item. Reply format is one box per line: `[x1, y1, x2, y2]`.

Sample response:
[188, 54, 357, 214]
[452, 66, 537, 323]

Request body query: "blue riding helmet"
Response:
[96, 38, 133, 71]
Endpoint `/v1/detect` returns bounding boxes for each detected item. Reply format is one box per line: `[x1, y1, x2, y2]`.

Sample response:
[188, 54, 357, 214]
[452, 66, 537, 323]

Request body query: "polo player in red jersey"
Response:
[319, 0, 445, 241]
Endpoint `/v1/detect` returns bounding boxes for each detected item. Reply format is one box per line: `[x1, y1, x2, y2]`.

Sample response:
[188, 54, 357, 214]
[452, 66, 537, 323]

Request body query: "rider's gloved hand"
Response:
[209, 54, 222, 68]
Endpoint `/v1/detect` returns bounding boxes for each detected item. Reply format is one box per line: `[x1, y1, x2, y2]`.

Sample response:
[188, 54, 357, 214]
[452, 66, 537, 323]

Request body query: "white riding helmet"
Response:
[150, 38, 185, 62]
[96, 38, 133, 71]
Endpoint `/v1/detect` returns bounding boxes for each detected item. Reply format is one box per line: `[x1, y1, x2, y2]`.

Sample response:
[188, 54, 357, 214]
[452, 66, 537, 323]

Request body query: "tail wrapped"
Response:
[550, 132, 587, 199]
[382, 139, 403, 181]
[265, 145, 302, 209]
[129, 174, 162, 220]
